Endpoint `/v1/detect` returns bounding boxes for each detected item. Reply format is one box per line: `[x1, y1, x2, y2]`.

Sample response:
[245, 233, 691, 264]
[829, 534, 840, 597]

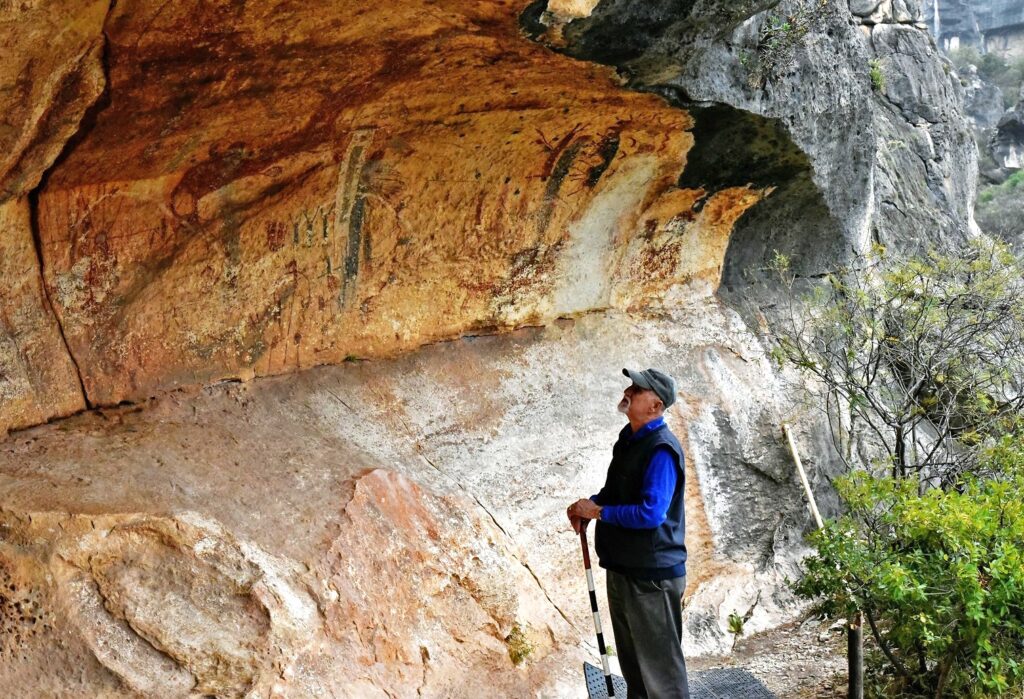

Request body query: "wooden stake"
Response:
[783, 422, 823, 528]
[783, 422, 862, 699]
[848, 611, 864, 699]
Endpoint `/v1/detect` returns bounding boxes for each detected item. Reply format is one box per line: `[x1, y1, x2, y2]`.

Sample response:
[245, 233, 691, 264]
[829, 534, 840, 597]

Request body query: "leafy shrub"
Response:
[795, 437, 1024, 698]
[745, 0, 829, 88]
[771, 239, 1024, 485]
[869, 59, 885, 92]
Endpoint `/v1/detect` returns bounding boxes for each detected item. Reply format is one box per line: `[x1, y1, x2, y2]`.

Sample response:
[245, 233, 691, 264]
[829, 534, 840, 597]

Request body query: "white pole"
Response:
[783, 422, 862, 699]
[783, 422, 823, 528]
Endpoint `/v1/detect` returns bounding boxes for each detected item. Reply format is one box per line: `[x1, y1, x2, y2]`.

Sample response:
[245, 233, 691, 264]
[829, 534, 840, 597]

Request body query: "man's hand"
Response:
[566, 498, 602, 533]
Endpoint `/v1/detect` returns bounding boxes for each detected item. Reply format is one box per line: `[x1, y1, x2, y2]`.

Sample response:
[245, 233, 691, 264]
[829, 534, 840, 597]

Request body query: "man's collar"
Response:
[627, 415, 665, 441]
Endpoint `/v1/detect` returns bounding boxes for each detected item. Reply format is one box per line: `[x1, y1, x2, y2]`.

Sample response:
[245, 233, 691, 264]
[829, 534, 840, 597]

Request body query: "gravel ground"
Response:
[690, 615, 848, 698]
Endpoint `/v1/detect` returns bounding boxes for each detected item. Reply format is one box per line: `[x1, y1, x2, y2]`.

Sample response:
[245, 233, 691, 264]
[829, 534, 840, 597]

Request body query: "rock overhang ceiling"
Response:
[0, 0, 823, 435]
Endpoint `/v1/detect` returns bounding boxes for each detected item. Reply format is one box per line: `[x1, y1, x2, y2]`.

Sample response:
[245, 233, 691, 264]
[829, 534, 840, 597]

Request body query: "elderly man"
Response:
[567, 368, 690, 699]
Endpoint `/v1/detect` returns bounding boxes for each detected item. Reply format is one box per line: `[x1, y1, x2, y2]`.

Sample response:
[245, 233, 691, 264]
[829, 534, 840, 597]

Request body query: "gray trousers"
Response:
[606, 570, 690, 699]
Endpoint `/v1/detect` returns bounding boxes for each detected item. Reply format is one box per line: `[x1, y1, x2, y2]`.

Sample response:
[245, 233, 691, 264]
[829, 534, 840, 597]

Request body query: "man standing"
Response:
[567, 368, 690, 699]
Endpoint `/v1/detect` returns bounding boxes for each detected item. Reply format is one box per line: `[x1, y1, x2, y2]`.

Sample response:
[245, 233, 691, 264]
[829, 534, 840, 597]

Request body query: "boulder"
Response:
[992, 90, 1024, 170]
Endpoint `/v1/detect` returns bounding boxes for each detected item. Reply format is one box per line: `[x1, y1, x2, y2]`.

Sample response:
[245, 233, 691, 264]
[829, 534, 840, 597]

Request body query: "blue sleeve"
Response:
[599, 448, 678, 529]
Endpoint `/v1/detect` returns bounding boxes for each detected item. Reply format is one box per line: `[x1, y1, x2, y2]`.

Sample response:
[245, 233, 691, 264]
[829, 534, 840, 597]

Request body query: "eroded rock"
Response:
[0, 464, 577, 697]
[0, 509, 318, 697]
[0, 199, 86, 435]
[992, 88, 1024, 170]
[533, 0, 976, 270]
[0, 0, 109, 435]
[0, 306, 832, 693]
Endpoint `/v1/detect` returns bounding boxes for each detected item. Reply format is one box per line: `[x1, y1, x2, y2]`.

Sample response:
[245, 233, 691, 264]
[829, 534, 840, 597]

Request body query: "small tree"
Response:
[796, 438, 1024, 698]
[774, 239, 1024, 696]
[772, 239, 1024, 487]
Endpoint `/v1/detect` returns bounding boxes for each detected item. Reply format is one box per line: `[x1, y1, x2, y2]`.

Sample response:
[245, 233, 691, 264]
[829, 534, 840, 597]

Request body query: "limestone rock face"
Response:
[0, 0, 979, 696]
[0, 199, 86, 432]
[960, 64, 1006, 130]
[0, 464, 574, 697]
[0, 0, 108, 433]
[0, 308, 827, 695]
[534, 0, 977, 276]
[992, 90, 1024, 170]
[0, 0, 108, 201]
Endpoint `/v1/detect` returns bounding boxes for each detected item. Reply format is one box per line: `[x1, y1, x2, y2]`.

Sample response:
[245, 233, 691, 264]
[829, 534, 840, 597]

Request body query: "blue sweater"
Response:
[591, 416, 677, 528]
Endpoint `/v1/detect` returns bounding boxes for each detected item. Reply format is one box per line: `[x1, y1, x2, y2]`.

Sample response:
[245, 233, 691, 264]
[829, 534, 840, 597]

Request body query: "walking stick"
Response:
[580, 523, 616, 698]
[783, 423, 863, 699]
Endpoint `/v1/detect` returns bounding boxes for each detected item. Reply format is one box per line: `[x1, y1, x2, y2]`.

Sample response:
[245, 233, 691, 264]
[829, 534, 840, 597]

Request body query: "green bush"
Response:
[977, 173, 1024, 245]
[869, 59, 885, 92]
[796, 437, 1024, 698]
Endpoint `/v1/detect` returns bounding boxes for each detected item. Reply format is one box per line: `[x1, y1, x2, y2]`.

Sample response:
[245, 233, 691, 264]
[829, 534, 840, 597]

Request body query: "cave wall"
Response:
[0, 306, 820, 697]
[0, 0, 107, 433]
[5, 1, 976, 433]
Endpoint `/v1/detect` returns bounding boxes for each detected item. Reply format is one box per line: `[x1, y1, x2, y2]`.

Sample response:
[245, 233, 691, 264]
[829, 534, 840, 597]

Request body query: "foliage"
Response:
[976, 172, 1024, 255]
[745, 0, 830, 88]
[728, 611, 745, 650]
[505, 624, 533, 665]
[948, 47, 1024, 108]
[795, 437, 1024, 698]
[869, 59, 885, 92]
[771, 239, 1024, 486]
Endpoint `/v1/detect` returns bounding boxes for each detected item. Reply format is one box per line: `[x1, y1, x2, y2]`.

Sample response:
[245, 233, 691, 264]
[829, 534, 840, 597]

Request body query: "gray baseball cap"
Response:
[622, 368, 677, 409]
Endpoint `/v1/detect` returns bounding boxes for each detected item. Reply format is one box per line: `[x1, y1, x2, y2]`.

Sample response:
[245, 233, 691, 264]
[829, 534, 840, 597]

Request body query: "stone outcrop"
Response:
[0, 0, 108, 433]
[0, 464, 576, 697]
[0, 0, 777, 429]
[1, 0, 976, 431]
[992, 87, 1024, 170]
[960, 64, 1006, 130]
[530, 0, 977, 280]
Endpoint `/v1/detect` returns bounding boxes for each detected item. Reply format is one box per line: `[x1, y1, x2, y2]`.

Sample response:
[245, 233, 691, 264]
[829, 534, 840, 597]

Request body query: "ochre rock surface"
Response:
[0, 0, 108, 433]
[0, 0, 108, 201]
[0, 468, 572, 698]
[19, 0, 765, 417]
[0, 199, 86, 432]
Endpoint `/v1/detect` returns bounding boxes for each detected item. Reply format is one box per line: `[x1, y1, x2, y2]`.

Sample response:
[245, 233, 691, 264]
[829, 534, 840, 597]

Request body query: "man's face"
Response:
[618, 383, 663, 421]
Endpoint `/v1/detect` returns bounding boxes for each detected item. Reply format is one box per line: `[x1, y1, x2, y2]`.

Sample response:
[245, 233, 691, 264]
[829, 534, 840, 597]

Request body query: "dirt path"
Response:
[690, 615, 848, 698]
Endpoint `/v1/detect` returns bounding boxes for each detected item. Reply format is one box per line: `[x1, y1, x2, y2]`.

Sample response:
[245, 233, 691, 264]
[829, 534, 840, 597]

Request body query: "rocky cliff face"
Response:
[531, 0, 976, 275]
[993, 86, 1024, 169]
[0, 0, 977, 696]
[3, 0, 772, 430]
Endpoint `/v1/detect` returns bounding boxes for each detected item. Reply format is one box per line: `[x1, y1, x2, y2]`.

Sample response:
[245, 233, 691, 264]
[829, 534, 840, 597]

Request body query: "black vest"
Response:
[594, 422, 687, 571]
